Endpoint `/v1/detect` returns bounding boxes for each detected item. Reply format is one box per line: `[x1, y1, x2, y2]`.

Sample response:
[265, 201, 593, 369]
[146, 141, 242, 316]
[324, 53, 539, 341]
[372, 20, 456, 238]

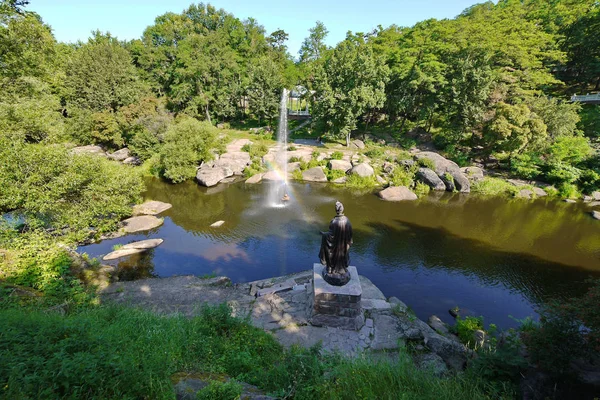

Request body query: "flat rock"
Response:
[245, 173, 263, 184]
[371, 314, 404, 350]
[103, 247, 145, 260]
[565, 199, 577, 203]
[350, 163, 374, 177]
[122, 215, 163, 233]
[329, 159, 352, 172]
[133, 200, 172, 216]
[416, 168, 446, 191]
[592, 191, 600, 201]
[302, 167, 327, 182]
[262, 170, 283, 181]
[592, 211, 600, 220]
[256, 279, 296, 297]
[122, 156, 141, 165]
[210, 220, 225, 227]
[517, 189, 533, 199]
[122, 239, 164, 250]
[362, 299, 392, 311]
[332, 176, 347, 184]
[70, 145, 106, 156]
[196, 166, 233, 187]
[428, 315, 449, 335]
[359, 276, 386, 300]
[350, 139, 365, 149]
[216, 152, 251, 175]
[460, 166, 484, 182]
[108, 148, 130, 161]
[532, 187, 547, 197]
[378, 186, 418, 201]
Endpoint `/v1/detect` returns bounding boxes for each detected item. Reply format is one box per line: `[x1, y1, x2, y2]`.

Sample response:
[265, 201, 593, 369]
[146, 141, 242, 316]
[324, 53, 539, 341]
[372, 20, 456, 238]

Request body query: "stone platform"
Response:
[310, 264, 364, 330]
[100, 269, 471, 373]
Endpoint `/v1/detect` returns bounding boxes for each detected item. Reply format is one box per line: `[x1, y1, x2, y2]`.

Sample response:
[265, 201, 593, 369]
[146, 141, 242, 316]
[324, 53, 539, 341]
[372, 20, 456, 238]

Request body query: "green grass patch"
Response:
[471, 177, 518, 197]
[345, 174, 377, 189]
[326, 169, 346, 182]
[291, 169, 303, 181]
[330, 151, 344, 160]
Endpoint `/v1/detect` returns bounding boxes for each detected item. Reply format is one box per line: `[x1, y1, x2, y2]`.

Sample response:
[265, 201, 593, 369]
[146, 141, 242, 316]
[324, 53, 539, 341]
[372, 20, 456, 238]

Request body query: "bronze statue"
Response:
[319, 201, 353, 286]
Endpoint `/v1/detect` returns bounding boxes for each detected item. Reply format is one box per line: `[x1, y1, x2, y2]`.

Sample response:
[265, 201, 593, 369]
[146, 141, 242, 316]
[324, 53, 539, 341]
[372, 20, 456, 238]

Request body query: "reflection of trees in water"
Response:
[116, 249, 156, 281]
[356, 221, 598, 306]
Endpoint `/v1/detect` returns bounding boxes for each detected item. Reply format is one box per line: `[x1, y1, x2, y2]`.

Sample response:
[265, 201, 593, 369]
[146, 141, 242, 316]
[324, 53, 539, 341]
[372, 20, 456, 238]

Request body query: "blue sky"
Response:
[29, 0, 483, 58]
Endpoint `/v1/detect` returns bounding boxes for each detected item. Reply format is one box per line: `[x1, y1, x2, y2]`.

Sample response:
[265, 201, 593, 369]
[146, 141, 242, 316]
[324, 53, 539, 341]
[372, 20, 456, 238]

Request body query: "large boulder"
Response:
[460, 166, 484, 182]
[108, 148, 130, 161]
[245, 173, 263, 184]
[415, 151, 470, 193]
[423, 331, 470, 371]
[213, 151, 251, 175]
[262, 170, 282, 181]
[450, 171, 470, 193]
[592, 191, 600, 201]
[416, 168, 446, 191]
[302, 167, 327, 182]
[196, 166, 233, 187]
[440, 174, 455, 192]
[329, 159, 352, 172]
[350, 163, 374, 177]
[378, 186, 418, 201]
[350, 139, 365, 149]
[122, 215, 163, 233]
[133, 200, 172, 216]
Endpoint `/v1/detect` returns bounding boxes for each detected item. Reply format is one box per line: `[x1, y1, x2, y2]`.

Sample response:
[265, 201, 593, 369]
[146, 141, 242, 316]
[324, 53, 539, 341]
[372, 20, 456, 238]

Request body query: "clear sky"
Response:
[28, 0, 483, 58]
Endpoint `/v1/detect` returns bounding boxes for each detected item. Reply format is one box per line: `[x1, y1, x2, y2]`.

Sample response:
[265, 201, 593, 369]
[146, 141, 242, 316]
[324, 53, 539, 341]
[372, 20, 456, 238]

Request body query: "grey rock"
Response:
[210, 220, 225, 227]
[414, 151, 460, 176]
[378, 186, 418, 201]
[359, 275, 386, 300]
[592, 191, 600, 201]
[382, 162, 395, 174]
[450, 170, 470, 193]
[133, 201, 172, 216]
[332, 176, 347, 184]
[103, 247, 146, 260]
[122, 215, 163, 233]
[592, 211, 600, 220]
[423, 331, 470, 371]
[122, 156, 141, 165]
[388, 297, 408, 312]
[460, 166, 484, 182]
[122, 239, 164, 250]
[350, 139, 365, 149]
[302, 167, 327, 182]
[565, 199, 577, 203]
[215, 151, 251, 175]
[108, 148, 130, 161]
[196, 166, 233, 187]
[329, 159, 352, 172]
[518, 189, 533, 199]
[70, 145, 106, 156]
[532, 187, 547, 197]
[262, 170, 282, 181]
[440, 173, 455, 192]
[428, 315, 449, 335]
[287, 162, 301, 172]
[371, 314, 404, 350]
[413, 353, 448, 377]
[245, 173, 263, 184]
[416, 168, 446, 191]
[362, 299, 392, 311]
[376, 175, 387, 185]
[350, 163, 374, 177]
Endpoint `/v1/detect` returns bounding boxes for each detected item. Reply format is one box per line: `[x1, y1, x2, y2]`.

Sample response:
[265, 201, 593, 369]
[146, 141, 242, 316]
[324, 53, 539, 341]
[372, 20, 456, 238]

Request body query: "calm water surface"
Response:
[80, 178, 600, 328]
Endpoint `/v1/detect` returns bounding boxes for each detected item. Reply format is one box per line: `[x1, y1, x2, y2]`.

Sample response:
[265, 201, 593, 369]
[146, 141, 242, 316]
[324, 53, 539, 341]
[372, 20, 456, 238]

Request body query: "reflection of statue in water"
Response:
[319, 201, 353, 286]
[280, 182, 290, 202]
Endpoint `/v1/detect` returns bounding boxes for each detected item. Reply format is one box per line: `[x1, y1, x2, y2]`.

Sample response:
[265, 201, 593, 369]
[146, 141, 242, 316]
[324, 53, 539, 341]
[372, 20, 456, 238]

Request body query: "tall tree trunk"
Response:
[346, 132, 351, 147]
[205, 104, 212, 124]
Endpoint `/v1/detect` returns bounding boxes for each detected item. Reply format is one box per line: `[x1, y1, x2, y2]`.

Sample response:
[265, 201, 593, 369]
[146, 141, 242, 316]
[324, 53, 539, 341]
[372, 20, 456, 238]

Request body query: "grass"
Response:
[345, 174, 377, 190]
[0, 304, 504, 400]
[471, 177, 518, 197]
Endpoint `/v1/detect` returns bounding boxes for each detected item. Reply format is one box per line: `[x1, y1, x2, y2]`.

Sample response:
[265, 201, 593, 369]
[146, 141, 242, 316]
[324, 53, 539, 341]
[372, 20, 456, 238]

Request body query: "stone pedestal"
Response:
[310, 264, 364, 330]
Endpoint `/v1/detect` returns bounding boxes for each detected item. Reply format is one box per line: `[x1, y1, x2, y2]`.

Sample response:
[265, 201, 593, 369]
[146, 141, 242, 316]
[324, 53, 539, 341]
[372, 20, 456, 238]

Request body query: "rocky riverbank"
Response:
[100, 270, 474, 376]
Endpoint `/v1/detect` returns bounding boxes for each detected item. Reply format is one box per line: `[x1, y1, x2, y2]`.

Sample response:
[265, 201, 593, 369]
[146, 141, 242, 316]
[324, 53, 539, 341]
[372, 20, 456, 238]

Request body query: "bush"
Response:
[557, 182, 580, 199]
[159, 118, 218, 183]
[413, 181, 431, 197]
[330, 151, 343, 160]
[345, 174, 377, 189]
[288, 156, 301, 163]
[510, 154, 541, 180]
[196, 381, 242, 400]
[326, 169, 346, 181]
[417, 158, 435, 170]
[364, 147, 384, 159]
[388, 166, 415, 187]
[455, 316, 484, 345]
[471, 178, 518, 197]
[546, 162, 582, 185]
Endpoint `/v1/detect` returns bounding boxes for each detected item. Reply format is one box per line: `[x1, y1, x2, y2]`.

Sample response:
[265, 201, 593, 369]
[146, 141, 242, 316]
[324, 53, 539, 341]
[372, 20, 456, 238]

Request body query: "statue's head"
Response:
[335, 201, 344, 216]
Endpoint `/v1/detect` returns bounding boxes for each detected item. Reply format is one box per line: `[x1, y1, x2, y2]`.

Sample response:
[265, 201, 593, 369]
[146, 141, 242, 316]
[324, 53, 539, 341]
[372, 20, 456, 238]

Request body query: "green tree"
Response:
[159, 118, 218, 183]
[299, 21, 329, 63]
[247, 57, 283, 125]
[312, 35, 389, 146]
[64, 31, 145, 112]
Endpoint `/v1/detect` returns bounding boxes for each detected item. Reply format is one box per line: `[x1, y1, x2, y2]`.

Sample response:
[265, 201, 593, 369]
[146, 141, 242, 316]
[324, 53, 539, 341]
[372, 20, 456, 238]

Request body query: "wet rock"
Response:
[592, 211, 600, 220]
[332, 176, 347, 184]
[378, 186, 418, 201]
[428, 315, 449, 335]
[108, 148, 130, 161]
[70, 145, 106, 156]
[245, 173, 263, 184]
[133, 200, 172, 216]
[416, 168, 446, 191]
[262, 170, 282, 181]
[565, 199, 577, 203]
[350, 163, 374, 177]
[196, 166, 233, 187]
[302, 167, 327, 182]
[329, 159, 352, 172]
[210, 220, 225, 227]
[122, 215, 163, 233]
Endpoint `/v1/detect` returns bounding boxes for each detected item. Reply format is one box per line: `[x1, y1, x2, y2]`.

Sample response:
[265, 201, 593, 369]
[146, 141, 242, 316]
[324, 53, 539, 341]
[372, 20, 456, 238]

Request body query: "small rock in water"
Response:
[121, 239, 164, 250]
[565, 199, 577, 203]
[592, 211, 600, 221]
[103, 247, 146, 261]
[210, 220, 225, 227]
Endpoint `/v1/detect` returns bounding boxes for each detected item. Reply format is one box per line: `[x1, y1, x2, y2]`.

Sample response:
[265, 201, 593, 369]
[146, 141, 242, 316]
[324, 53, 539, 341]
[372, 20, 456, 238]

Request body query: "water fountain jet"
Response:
[267, 88, 290, 207]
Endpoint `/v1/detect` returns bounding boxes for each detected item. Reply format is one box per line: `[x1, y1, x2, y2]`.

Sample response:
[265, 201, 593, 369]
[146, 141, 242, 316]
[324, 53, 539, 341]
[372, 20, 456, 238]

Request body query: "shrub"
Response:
[287, 145, 297, 151]
[288, 156, 301, 163]
[546, 162, 582, 185]
[330, 151, 343, 160]
[345, 174, 377, 189]
[510, 153, 541, 180]
[557, 182, 580, 199]
[456, 316, 484, 345]
[413, 182, 431, 197]
[471, 178, 517, 197]
[388, 166, 415, 187]
[196, 381, 242, 400]
[364, 147, 384, 159]
[326, 169, 346, 182]
[417, 158, 436, 170]
[159, 118, 218, 183]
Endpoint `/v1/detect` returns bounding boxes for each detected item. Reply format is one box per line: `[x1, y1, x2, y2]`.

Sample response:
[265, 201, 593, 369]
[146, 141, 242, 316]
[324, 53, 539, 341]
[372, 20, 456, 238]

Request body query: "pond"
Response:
[79, 178, 600, 329]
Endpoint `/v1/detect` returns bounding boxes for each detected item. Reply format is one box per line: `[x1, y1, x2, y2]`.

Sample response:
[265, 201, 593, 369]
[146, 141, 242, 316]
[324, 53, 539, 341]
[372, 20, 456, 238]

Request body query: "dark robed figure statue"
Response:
[319, 201, 353, 286]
